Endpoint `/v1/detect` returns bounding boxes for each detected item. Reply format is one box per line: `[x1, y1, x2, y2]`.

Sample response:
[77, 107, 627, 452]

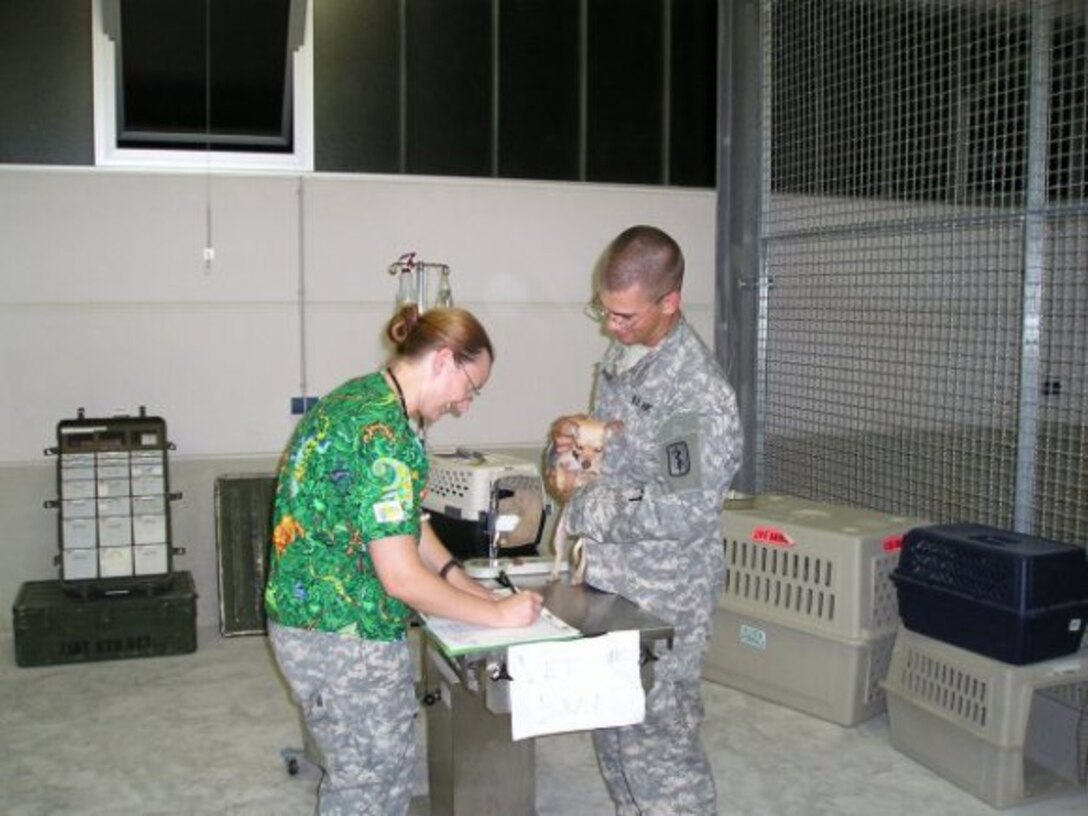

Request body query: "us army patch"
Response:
[659, 412, 702, 493]
[666, 442, 691, 476]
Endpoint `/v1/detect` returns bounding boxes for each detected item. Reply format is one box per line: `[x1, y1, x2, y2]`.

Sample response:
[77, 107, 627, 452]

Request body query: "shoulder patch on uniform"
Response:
[659, 411, 703, 493]
[666, 441, 691, 477]
[373, 499, 406, 524]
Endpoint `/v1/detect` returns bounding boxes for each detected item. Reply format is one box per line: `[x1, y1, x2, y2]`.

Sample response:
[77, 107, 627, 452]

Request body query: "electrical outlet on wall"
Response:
[290, 396, 319, 415]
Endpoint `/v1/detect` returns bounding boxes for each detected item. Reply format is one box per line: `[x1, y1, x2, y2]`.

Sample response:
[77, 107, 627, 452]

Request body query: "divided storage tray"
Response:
[48, 407, 181, 594]
[12, 571, 198, 667]
[883, 626, 1088, 809]
[893, 523, 1088, 665]
[703, 494, 925, 725]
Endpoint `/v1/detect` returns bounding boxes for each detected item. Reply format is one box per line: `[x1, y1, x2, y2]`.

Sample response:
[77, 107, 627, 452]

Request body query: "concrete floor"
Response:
[2, 625, 1086, 816]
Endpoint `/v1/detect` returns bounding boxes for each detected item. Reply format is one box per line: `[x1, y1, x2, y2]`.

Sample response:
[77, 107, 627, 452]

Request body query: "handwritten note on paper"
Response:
[506, 629, 645, 741]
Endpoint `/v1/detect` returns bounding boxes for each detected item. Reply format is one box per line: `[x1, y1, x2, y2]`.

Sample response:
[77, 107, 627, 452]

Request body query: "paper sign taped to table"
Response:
[507, 629, 645, 741]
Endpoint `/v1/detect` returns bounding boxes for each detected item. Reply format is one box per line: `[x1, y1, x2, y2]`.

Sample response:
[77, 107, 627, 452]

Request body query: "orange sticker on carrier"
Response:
[751, 526, 795, 547]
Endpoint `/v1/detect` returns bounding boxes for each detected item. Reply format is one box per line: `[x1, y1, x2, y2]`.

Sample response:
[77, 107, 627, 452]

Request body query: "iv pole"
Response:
[388, 252, 453, 312]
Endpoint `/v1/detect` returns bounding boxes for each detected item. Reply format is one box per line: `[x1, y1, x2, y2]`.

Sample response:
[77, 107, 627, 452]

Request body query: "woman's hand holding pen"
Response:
[493, 588, 543, 627]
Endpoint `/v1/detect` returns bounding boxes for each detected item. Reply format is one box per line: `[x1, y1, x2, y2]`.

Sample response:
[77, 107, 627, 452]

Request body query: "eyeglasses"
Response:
[584, 291, 670, 328]
[457, 363, 482, 398]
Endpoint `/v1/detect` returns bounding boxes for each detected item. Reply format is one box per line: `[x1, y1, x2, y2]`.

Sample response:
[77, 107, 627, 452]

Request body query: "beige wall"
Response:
[0, 167, 717, 633]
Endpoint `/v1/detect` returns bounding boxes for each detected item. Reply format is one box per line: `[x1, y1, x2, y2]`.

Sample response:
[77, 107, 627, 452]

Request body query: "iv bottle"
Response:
[395, 268, 417, 308]
[435, 267, 453, 308]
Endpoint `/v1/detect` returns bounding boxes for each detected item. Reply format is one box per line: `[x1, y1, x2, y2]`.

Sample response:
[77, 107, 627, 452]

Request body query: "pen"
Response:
[496, 569, 519, 594]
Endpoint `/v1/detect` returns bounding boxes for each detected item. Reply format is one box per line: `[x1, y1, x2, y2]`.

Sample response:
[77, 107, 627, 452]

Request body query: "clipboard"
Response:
[421, 603, 581, 657]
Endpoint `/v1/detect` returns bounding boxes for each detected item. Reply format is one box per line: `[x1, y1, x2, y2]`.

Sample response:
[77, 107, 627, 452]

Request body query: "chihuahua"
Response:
[545, 416, 622, 584]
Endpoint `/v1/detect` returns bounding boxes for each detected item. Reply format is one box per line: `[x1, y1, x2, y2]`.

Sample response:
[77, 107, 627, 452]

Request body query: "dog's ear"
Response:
[604, 419, 624, 439]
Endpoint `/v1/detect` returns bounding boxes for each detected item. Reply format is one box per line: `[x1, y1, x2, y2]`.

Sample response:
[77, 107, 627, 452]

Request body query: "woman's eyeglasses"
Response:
[457, 363, 482, 398]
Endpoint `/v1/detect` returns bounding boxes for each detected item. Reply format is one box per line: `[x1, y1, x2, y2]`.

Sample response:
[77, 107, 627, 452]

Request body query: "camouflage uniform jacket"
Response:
[565, 316, 742, 639]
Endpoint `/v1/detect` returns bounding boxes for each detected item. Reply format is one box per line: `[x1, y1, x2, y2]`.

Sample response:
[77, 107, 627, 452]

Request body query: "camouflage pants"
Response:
[593, 634, 717, 815]
[268, 622, 417, 816]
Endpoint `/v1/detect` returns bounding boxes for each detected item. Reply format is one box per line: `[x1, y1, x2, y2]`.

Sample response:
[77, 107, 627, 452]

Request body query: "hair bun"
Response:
[383, 305, 494, 364]
[388, 304, 421, 346]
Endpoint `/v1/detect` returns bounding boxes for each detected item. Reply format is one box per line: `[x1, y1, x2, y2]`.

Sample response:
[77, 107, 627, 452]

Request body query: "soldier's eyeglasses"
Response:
[583, 292, 670, 328]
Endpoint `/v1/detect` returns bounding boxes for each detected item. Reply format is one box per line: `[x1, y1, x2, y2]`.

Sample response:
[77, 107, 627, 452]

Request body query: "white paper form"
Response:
[422, 606, 581, 657]
[507, 629, 645, 741]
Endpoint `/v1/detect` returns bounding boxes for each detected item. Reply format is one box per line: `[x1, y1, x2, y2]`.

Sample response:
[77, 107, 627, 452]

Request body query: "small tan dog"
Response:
[545, 417, 622, 584]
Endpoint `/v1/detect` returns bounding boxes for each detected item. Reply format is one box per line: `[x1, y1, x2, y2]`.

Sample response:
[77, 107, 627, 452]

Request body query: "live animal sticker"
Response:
[751, 526, 795, 547]
[373, 499, 405, 524]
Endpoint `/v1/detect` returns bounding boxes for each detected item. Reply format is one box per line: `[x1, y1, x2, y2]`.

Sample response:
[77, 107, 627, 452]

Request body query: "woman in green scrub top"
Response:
[266, 305, 542, 816]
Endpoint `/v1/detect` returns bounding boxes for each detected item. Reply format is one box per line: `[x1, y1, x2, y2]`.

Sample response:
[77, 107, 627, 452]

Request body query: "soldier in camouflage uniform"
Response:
[550, 226, 742, 815]
[266, 305, 542, 816]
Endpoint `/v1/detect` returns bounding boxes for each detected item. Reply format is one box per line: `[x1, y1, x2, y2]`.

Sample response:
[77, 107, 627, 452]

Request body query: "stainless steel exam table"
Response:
[421, 578, 674, 816]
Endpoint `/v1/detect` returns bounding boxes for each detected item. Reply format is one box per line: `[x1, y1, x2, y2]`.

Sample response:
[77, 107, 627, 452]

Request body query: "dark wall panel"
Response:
[0, 0, 94, 165]
[0, 0, 716, 189]
[405, 0, 492, 177]
[498, 0, 580, 181]
[315, 0, 401, 172]
[669, 0, 717, 187]
[586, 0, 663, 184]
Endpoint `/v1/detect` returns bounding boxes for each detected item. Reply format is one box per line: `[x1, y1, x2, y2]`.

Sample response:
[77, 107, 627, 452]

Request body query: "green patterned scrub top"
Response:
[264, 372, 428, 641]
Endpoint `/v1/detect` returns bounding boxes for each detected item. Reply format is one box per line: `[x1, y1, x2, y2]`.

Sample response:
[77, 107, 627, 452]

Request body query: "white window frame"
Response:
[91, 0, 314, 173]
